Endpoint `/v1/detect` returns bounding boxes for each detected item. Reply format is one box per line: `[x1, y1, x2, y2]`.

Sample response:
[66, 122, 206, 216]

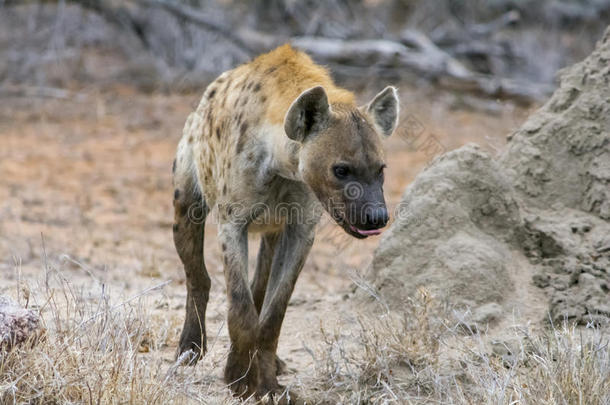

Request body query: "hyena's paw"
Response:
[257, 359, 301, 404]
[224, 349, 260, 399]
[257, 384, 304, 405]
[175, 327, 206, 365]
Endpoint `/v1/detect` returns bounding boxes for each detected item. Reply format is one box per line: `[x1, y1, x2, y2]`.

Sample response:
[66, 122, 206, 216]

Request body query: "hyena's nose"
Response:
[365, 206, 389, 229]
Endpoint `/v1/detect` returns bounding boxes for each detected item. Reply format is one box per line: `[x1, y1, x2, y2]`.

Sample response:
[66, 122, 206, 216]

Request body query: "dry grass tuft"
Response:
[1, 266, 608, 405]
[303, 288, 452, 403]
[0, 262, 238, 405]
[302, 287, 610, 405]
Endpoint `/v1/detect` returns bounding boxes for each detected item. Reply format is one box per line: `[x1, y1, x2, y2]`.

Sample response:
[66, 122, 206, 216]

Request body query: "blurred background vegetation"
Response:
[1, 0, 609, 103]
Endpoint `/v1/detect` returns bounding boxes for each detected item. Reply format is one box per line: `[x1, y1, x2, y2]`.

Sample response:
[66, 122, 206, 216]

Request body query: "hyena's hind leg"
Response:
[172, 144, 211, 363]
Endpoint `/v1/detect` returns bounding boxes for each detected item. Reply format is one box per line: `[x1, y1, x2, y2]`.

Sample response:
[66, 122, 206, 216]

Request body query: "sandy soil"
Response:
[0, 84, 531, 393]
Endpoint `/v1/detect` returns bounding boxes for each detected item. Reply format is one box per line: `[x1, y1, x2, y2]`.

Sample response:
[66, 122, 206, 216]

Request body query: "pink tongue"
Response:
[350, 225, 382, 236]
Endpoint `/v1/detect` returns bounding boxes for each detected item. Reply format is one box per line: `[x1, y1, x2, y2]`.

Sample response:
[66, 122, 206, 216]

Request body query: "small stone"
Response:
[0, 296, 43, 351]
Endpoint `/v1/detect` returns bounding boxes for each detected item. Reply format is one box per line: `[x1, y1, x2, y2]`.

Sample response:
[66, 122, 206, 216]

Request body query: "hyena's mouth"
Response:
[347, 224, 382, 236]
[330, 209, 380, 239]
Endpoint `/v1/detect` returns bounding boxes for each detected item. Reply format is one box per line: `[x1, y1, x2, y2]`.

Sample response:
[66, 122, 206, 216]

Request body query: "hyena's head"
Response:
[284, 86, 399, 238]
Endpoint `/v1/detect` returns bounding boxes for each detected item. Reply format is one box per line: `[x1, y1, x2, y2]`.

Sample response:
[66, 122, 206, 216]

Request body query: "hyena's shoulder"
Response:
[197, 44, 355, 136]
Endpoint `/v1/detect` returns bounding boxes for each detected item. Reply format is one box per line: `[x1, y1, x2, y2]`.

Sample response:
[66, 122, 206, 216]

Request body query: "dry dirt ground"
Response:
[0, 84, 532, 401]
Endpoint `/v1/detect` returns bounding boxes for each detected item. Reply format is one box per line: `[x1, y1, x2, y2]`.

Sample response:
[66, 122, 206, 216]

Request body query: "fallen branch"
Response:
[289, 36, 550, 103]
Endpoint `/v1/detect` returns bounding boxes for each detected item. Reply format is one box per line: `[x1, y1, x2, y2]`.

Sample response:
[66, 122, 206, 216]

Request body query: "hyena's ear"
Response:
[362, 86, 399, 137]
[284, 86, 330, 142]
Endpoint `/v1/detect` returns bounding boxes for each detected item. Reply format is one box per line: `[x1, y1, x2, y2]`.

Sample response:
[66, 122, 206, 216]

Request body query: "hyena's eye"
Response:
[333, 165, 350, 180]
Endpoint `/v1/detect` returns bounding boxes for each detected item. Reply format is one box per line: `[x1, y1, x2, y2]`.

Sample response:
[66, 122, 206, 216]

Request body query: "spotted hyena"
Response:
[172, 44, 399, 401]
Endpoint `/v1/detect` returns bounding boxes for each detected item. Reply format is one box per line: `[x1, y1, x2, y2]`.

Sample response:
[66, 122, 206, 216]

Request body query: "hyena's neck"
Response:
[263, 124, 303, 182]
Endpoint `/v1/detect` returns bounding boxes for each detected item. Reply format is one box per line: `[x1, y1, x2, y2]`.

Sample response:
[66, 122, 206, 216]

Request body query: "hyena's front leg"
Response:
[250, 232, 289, 376]
[256, 222, 315, 399]
[218, 220, 260, 398]
[251, 232, 280, 314]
